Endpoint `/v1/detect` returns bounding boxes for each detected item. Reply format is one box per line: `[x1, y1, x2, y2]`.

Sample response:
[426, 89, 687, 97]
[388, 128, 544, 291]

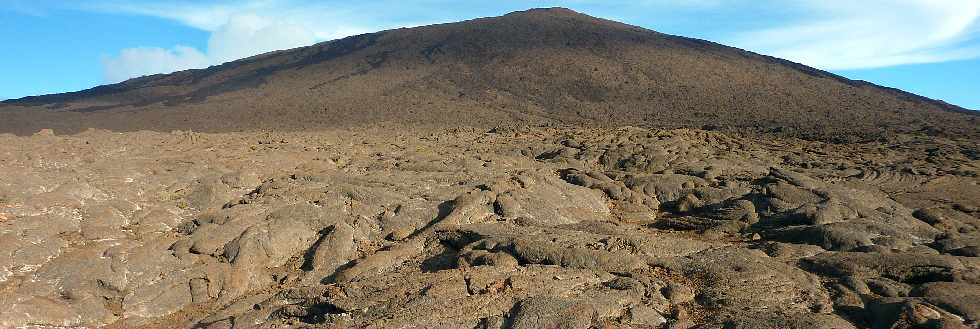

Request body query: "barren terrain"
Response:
[2, 124, 978, 328]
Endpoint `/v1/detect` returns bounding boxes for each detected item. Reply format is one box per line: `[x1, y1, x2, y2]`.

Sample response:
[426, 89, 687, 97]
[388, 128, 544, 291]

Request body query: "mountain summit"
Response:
[2, 8, 976, 141]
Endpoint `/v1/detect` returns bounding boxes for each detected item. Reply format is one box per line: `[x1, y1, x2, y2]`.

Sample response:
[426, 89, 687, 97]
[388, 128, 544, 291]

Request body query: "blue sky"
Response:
[2, 0, 978, 109]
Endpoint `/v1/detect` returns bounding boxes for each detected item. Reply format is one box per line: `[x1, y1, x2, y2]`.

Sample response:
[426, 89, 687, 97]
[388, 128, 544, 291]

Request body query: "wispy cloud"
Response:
[729, 0, 980, 70]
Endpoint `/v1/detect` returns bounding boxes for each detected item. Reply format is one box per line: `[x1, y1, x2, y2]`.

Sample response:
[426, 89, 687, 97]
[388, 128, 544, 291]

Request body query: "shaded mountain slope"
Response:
[2, 8, 977, 141]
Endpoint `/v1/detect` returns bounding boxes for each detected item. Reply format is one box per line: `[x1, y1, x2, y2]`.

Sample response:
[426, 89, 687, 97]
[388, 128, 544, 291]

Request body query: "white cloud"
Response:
[206, 14, 317, 63]
[101, 14, 319, 83]
[98, 1, 373, 83]
[102, 46, 209, 82]
[730, 0, 980, 70]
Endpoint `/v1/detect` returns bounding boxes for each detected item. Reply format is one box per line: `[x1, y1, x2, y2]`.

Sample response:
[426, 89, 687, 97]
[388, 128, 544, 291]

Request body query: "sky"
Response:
[2, 0, 978, 109]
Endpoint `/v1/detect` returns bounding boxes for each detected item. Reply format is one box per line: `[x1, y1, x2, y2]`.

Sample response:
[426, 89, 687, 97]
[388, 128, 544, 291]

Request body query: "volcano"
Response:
[2, 8, 976, 141]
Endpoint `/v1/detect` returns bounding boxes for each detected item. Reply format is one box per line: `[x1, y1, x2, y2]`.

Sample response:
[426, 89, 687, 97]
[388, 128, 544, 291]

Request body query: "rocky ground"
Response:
[1, 125, 978, 329]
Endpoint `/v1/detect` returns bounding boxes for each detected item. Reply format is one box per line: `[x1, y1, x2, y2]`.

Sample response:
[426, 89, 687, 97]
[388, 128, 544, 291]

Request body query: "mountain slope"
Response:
[2, 8, 977, 141]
